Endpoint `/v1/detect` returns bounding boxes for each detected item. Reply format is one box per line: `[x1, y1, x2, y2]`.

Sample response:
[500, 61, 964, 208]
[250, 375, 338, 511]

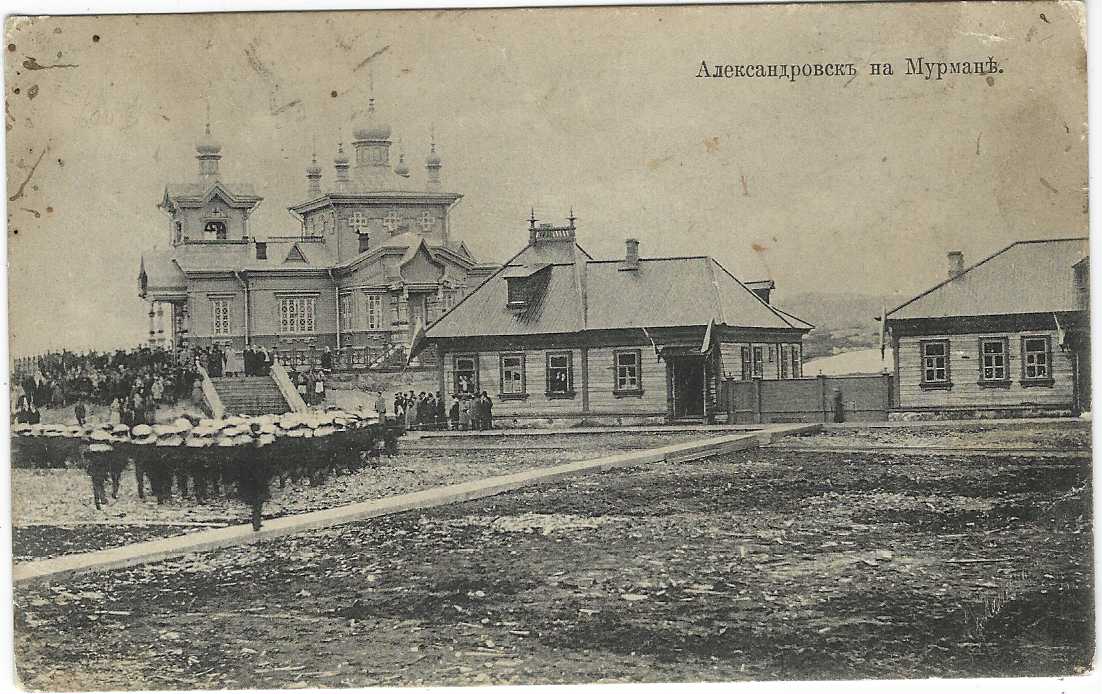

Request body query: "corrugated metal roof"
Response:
[888, 238, 1088, 320]
[426, 241, 809, 339]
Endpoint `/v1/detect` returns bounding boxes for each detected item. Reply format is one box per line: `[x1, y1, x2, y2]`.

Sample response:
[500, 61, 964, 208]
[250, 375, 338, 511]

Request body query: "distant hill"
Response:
[772, 291, 890, 359]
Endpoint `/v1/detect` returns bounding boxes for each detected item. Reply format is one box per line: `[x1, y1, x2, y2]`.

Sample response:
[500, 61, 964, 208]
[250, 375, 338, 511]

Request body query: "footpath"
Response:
[12, 423, 818, 586]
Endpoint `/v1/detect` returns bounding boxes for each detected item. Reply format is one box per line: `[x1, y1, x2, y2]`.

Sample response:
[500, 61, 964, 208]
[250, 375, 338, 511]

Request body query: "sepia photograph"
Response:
[3, 0, 1095, 690]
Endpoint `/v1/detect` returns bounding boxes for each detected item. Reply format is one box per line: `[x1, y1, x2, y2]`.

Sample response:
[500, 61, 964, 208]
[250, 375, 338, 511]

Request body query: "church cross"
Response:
[382, 208, 401, 234]
[419, 210, 435, 233]
[349, 212, 369, 233]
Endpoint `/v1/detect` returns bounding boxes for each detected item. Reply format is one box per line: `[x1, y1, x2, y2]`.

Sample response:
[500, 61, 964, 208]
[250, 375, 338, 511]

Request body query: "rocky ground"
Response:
[11, 431, 710, 560]
[784, 419, 1091, 450]
[11, 422, 1093, 689]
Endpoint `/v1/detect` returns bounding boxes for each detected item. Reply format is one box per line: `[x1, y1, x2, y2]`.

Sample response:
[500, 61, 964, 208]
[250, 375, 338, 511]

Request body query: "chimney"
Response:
[623, 238, 640, 271]
[947, 250, 964, 279]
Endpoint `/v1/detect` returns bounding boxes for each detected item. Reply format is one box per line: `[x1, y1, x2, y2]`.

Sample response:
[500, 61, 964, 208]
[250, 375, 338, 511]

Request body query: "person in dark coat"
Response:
[74, 401, 86, 426]
[480, 391, 494, 430]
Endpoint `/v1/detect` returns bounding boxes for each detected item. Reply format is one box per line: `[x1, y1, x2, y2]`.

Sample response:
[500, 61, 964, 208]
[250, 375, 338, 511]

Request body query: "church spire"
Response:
[425, 125, 442, 191]
[195, 99, 222, 179]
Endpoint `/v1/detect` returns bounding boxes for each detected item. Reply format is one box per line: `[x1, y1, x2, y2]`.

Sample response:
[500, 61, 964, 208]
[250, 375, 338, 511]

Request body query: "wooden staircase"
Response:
[210, 375, 292, 416]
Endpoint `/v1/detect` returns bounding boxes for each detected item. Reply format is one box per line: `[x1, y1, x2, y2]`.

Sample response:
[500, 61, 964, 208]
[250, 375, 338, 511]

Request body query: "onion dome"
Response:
[306, 153, 322, 176]
[426, 143, 442, 167]
[353, 97, 391, 142]
[394, 152, 410, 177]
[196, 123, 222, 155]
[334, 143, 350, 165]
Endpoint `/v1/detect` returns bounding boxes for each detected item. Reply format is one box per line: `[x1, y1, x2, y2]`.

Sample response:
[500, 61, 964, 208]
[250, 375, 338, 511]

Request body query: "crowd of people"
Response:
[199, 343, 274, 378]
[12, 346, 202, 426]
[379, 390, 495, 431]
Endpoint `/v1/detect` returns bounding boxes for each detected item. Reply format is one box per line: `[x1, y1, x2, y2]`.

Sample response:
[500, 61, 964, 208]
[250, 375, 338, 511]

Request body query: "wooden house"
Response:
[421, 217, 812, 427]
[883, 238, 1090, 418]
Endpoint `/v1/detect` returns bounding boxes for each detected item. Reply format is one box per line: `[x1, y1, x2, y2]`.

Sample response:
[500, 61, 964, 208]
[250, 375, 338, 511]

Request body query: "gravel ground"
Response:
[11, 432, 711, 560]
[12, 441, 1091, 689]
[782, 420, 1090, 450]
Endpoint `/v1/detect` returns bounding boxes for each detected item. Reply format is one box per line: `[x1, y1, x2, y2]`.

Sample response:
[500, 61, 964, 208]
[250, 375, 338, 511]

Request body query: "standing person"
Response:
[83, 432, 114, 510]
[435, 391, 446, 429]
[259, 345, 272, 376]
[481, 391, 494, 430]
[314, 370, 326, 403]
[469, 393, 483, 431]
[449, 395, 460, 430]
[320, 346, 333, 374]
[393, 393, 404, 420]
[404, 395, 417, 430]
[459, 395, 471, 431]
[225, 346, 243, 377]
[296, 370, 309, 404]
[305, 370, 317, 406]
[73, 401, 86, 426]
[374, 391, 388, 420]
[150, 376, 164, 406]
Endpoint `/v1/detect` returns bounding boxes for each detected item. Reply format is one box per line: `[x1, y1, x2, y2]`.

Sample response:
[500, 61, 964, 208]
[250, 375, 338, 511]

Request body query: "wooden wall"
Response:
[437, 345, 669, 418]
[896, 329, 1075, 410]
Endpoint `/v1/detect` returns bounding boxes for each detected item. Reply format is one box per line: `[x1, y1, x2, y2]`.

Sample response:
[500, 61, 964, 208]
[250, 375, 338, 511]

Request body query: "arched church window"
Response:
[205, 221, 227, 240]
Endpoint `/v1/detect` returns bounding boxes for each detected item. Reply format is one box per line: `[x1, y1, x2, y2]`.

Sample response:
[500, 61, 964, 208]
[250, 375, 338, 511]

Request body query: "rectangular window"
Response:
[767, 345, 776, 363]
[1022, 336, 1052, 383]
[546, 351, 574, 395]
[780, 344, 791, 379]
[614, 349, 642, 393]
[920, 340, 950, 386]
[339, 293, 354, 332]
[740, 346, 752, 380]
[210, 299, 231, 336]
[278, 296, 317, 334]
[979, 338, 1009, 383]
[366, 294, 384, 330]
[454, 354, 478, 395]
[791, 344, 802, 379]
[752, 346, 764, 379]
[500, 354, 525, 396]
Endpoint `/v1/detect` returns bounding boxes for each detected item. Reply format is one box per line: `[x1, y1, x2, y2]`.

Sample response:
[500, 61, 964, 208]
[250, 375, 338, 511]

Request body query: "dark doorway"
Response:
[669, 355, 705, 418]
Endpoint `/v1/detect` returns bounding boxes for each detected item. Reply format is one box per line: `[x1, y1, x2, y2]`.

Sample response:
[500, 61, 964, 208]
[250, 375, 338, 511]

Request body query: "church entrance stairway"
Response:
[210, 375, 293, 416]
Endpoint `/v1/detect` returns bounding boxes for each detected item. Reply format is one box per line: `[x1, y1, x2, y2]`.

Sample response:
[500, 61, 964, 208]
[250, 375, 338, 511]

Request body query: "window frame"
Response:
[790, 343, 802, 379]
[365, 293, 385, 331]
[740, 345, 752, 381]
[453, 353, 479, 395]
[1020, 335, 1054, 387]
[977, 337, 1010, 387]
[613, 348, 644, 396]
[545, 351, 575, 398]
[499, 353, 527, 399]
[919, 339, 952, 389]
[339, 292, 355, 333]
[277, 295, 318, 335]
[210, 298, 231, 336]
[751, 346, 764, 379]
[780, 344, 791, 379]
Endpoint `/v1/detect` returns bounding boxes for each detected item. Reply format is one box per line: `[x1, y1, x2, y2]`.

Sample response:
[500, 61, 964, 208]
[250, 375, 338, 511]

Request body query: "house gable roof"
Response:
[887, 237, 1089, 321]
[425, 241, 810, 340]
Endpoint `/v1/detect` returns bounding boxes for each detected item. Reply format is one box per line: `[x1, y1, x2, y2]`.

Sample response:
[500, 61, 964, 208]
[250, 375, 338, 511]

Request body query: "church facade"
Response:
[138, 99, 497, 363]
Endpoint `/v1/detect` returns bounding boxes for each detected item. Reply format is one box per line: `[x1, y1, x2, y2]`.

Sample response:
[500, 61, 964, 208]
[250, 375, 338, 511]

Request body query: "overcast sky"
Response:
[4, 2, 1088, 355]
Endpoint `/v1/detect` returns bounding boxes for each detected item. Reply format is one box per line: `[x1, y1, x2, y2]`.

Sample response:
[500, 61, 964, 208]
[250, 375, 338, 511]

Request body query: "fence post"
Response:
[725, 378, 736, 425]
[819, 374, 828, 423]
[753, 378, 763, 424]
